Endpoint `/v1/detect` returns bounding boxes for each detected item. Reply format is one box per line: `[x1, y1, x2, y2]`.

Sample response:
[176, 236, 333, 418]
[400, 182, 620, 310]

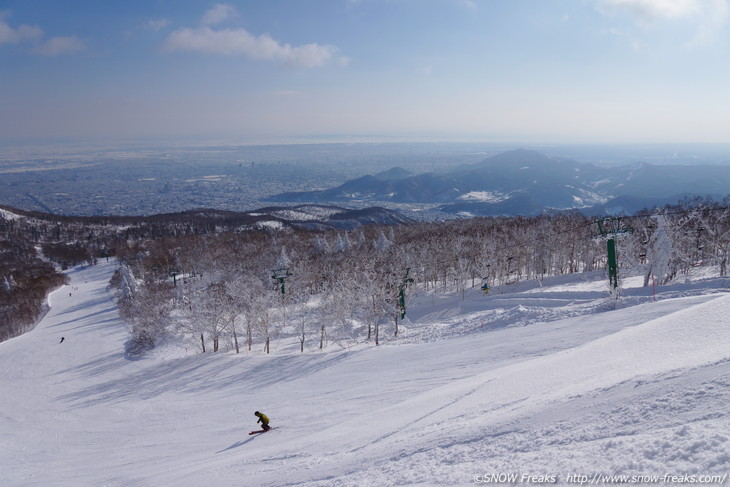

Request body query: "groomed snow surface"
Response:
[1, 261, 729, 486]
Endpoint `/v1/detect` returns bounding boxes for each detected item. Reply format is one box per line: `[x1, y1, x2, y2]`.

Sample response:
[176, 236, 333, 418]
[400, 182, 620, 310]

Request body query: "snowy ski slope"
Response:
[1, 261, 729, 486]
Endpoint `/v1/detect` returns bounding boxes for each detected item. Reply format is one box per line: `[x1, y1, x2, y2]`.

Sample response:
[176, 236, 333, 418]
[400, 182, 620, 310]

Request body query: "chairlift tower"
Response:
[168, 267, 181, 287]
[398, 267, 415, 319]
[272, 267, 292, 296]
[595, 217, 634, 290]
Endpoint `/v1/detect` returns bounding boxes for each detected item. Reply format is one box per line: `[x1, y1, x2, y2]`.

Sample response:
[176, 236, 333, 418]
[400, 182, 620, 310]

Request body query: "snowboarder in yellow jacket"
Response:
[254, 411, 271, 431]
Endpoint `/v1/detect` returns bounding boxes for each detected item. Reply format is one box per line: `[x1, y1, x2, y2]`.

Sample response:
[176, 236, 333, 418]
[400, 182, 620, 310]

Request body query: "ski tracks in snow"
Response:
[3, 262, 729, 486]
[264, 294, 730, 486]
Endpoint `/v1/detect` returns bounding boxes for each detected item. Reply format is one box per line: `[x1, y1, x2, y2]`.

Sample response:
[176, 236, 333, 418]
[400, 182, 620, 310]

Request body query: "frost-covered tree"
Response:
[352, 262, 398, 345]
[203, 281, 235, 353]
[644, 214, 673, 286]
[99, 198, 730, 353]
[373, 231, 392, 252]
[317, 274, 360, 348]
[117, 264, 138, 301]
[275, 247, 293, 270]
[700, 206, 730, 276]
[176, 280, 211, 353]
[313, 235, 331, 255]
[121, 281, 174, 357]
[253, 294, 273, 353]
[342, 232, 352, 251]
[2, 275, 15, 291]
[334, 233, 352, 253]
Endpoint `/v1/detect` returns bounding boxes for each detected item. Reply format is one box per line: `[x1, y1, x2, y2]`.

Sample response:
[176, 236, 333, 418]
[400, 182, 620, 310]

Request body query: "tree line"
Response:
[0, 216, 68, 342]
[2, 197, 728, 346]
[109, 196, 730, 356]
[0, 203, 309, 343]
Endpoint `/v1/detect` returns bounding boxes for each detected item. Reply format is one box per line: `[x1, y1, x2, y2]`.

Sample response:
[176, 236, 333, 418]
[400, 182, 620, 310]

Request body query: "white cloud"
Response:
[164, 7, 346, 68]
[165, 26, 342, 67]
[32, 36, 86, 56]
[689, 0, 729, 45]
[597, 0, 730, 46]
[598, 0, 702, 21]
[201, 3, 238, 26]
[0, 13, 43, 45]
[1, 12, 86, 56]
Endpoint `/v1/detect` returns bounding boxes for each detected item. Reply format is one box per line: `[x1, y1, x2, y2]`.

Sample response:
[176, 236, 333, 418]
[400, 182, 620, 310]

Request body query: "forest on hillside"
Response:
[109, 197, 730, 357]
[2, 197, 729, 346]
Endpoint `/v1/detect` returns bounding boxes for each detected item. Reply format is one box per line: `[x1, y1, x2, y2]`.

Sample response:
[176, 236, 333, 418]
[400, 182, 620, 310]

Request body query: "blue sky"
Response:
[1, 0, 730, 143]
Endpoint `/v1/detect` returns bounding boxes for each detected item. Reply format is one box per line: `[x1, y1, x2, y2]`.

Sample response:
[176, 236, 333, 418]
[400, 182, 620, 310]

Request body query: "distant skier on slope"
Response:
[254, 411, 271, 431]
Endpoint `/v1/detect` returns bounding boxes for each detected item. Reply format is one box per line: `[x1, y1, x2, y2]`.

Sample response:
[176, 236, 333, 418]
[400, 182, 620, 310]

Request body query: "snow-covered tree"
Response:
[275, 247, 293, 270]
[203, 281, 235, 353]
[355, 231, 367, 249]
[97, 199, 730, 354]
[645, 214, 673, 286]
[373, 231, 392, 252]
[2, 275, 15, 291]
[122, 281, 174, 357]
[313, 235, 331, 255]
[253, 295, 273, 354]
[334, 232, 351, 253]
[117, 264, 138, 301]
[699, 206, 730, 276]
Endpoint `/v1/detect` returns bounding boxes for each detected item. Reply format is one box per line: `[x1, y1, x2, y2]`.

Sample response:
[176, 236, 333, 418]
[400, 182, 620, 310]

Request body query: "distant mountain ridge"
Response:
[266, 149, 730, 216]
[0, 204, 413, 233]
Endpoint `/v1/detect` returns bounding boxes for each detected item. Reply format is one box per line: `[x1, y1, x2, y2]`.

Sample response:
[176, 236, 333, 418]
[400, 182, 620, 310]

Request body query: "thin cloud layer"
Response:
[598, 0, 703, 21]
[1, 11, 85, 55]
[31, 35, 86, 56]
[597, 0, 729, 45]
[598, 0, 729, 23]
[163, 4, 345, 68]
[164, 27, 341, 67]
[0, 13, 43, 45]
[201, 3, 238, 26]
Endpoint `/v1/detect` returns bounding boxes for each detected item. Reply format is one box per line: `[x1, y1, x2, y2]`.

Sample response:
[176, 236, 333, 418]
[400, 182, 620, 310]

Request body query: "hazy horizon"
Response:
[3, 1, 730, 144]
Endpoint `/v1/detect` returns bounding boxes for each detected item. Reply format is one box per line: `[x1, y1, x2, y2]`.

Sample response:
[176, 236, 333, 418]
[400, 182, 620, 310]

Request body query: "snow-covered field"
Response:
[1, 261, 729, 486]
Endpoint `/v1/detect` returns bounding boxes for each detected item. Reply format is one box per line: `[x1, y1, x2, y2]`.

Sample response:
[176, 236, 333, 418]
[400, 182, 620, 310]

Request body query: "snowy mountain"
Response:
[1, 261, 728, 485]
[152, 204, 413, 230]
[266, 149, 730, 216]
